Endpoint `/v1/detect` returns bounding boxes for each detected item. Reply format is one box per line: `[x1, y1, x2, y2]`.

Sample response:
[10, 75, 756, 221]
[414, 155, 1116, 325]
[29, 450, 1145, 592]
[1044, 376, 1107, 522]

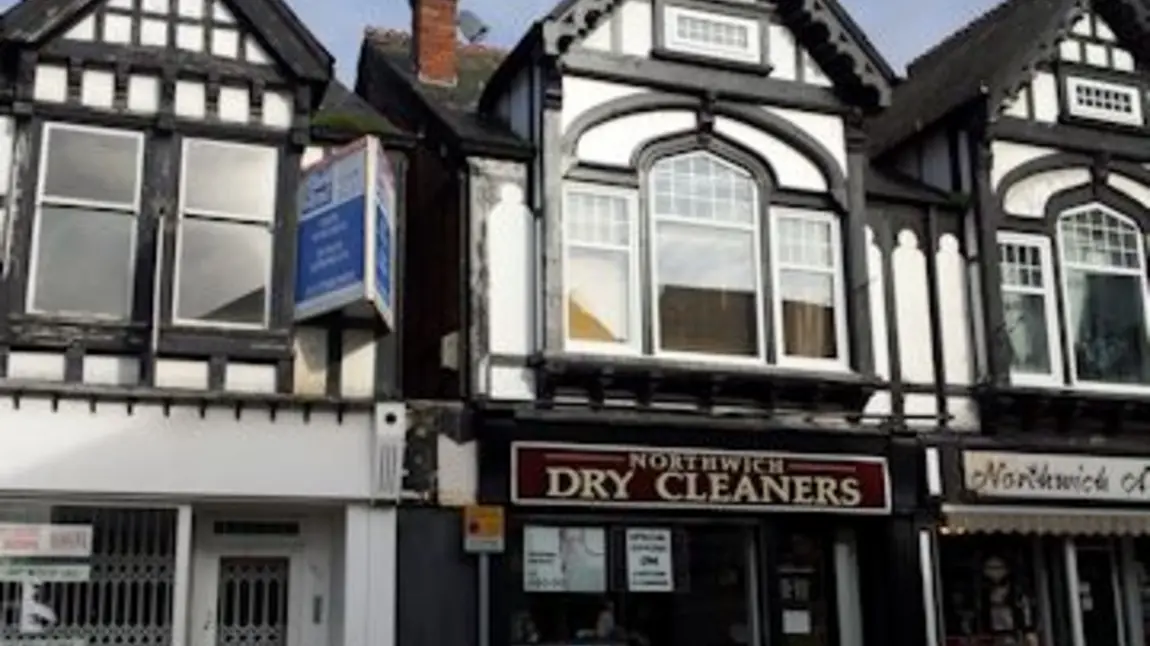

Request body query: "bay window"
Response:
[651, 152, 762, 358]
[29, 124, 144, 318]
[175, 139, 277, 327]
[998, 203, 1150, 388]
[562, 148, 848, 369]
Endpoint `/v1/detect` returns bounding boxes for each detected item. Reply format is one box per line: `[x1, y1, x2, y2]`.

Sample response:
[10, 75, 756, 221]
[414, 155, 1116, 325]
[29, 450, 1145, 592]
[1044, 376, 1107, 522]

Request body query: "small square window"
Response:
[1065, 76, 1144, 126]
[663, 6, 760, 64]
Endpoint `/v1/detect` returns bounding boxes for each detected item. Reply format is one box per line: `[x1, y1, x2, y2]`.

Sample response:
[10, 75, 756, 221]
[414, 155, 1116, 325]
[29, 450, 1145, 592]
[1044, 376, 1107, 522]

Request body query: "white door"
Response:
[189, 515, 331, 646]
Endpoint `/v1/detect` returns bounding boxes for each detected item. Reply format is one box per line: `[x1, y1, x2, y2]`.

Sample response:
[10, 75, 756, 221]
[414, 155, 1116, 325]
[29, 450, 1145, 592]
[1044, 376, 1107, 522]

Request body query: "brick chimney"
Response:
[412, 0, 458, 86]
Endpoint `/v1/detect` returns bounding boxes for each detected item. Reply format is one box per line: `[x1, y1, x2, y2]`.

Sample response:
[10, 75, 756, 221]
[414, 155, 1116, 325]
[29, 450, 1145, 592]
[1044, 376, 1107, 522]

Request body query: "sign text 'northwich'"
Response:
[512, 443, 890, 513]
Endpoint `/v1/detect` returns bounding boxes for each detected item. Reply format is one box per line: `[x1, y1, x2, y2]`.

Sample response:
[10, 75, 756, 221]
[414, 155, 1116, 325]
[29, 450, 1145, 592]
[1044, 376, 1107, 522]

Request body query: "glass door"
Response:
[1067, 539, 1126, 646]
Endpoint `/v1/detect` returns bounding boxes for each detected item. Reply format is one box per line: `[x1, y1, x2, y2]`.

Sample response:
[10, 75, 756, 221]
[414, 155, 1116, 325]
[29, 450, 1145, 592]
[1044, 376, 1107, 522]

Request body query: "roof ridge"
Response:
[905, 0, 1024, 75]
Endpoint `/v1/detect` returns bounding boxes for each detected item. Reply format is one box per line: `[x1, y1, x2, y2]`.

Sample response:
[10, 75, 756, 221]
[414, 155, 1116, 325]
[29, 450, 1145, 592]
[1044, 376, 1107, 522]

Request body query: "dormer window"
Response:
[999, 203, 1150, 389]
[563, 147, 848, 371]
[663, 6, 761, 64]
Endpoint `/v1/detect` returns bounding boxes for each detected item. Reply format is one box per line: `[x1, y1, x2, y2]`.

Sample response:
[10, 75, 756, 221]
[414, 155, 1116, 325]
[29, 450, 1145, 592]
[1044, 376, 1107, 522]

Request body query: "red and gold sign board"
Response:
[512, 442, 891, 514]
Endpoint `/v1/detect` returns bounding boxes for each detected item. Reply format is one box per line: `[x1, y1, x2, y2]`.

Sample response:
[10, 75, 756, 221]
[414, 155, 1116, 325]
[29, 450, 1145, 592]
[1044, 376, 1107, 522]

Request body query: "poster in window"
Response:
[523, 526, 606, 593]
[625, 528, 674, 592]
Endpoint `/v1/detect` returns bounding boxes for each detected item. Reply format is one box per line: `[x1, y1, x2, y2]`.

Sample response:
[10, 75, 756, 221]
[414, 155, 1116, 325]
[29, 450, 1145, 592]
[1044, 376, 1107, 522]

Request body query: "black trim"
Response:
[845, 122, 874, 377]
[564, 163, 640, 188]
[561, 50, 846, 115]
[971, 134, 1009, 387]
[923, 206, 948, 427]
[324, 325, 342, 398]
[992, 116, 1150, 161]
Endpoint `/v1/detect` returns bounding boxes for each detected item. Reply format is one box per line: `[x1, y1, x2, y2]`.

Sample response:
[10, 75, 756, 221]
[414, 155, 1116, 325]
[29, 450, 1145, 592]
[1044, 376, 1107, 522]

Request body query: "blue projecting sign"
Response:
[294, 136, 396, 328]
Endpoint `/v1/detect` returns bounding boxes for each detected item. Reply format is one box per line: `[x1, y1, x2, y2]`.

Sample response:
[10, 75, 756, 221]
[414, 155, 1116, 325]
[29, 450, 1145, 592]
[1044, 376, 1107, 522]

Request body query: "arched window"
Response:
[1058, 205, 1150, 384]
[650, 152, 762, 358]
[562, 146, 848, 369]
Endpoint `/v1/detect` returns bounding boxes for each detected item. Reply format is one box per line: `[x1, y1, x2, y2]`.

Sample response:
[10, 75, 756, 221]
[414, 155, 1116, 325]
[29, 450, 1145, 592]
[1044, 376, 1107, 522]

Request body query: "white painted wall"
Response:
[990, 141, 1058, 189]
[893, 230, 934, 385]
[575, 109, 695, 166]
[763, 107, 847, 178]
[561, 76, 649, 135]
[1003, 167, 1091, 217]
[0, 398, 386, 500]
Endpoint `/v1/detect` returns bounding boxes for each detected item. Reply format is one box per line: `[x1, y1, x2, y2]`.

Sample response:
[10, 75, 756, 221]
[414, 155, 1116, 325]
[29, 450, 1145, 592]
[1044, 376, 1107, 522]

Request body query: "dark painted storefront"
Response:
[398, 411, 934, 646]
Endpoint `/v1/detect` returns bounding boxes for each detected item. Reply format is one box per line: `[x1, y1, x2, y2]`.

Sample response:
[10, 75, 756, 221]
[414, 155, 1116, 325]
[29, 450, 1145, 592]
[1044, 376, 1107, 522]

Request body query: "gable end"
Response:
[542, 0, 891, 109]
[2, 0, 333, 85]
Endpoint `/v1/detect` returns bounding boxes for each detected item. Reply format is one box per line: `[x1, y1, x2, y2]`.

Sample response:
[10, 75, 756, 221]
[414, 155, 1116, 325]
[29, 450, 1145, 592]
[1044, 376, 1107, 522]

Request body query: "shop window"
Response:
[939, 534, 1046, 646]
[509, 523, 757, 646]
[0, 505, 178, 646]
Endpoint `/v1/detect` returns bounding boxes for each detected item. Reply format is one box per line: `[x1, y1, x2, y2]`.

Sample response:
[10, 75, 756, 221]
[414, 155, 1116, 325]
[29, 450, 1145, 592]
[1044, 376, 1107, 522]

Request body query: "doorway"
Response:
[189, 514, 332, 646]
[1067, 539, 1127, 646]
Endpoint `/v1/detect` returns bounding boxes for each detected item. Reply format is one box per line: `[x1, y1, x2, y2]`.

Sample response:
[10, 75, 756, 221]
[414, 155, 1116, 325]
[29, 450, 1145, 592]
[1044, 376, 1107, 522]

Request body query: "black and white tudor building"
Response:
[360, 0, 962, 645]
[0, 0, 410, 646]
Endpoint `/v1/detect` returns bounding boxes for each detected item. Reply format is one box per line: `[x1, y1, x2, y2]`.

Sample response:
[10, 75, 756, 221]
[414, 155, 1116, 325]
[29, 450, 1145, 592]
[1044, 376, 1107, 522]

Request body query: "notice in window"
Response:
[523, 526, 606, 593]
[625, 528, 674, 592]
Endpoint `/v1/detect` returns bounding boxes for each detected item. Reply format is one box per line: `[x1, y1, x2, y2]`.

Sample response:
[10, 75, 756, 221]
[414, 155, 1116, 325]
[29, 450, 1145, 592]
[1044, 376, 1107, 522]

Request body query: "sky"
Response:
[0, 0, 1004, 81]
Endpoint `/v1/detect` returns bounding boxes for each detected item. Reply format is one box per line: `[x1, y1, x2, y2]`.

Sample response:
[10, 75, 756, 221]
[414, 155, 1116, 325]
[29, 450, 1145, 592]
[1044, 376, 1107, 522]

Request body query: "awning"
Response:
[941, 504, 1150, 536]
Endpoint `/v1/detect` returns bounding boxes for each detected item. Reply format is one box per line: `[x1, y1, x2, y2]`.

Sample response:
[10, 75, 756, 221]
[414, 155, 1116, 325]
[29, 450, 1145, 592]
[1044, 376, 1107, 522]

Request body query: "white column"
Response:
[918, 529, 941, 646]
[172, 505, 194, 646]
[342, 505, 398, 646]
[834, 529, 863, 646]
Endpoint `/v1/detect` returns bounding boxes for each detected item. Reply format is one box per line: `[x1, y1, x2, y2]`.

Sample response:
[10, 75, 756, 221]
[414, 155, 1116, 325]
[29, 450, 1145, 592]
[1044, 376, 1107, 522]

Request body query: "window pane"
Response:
[1003, 291, 1052, 374]
[656, 221, 758, 356]
[32, 206, 134, 317]
[43, 127, 141, 206]
[650, 153, 755, 225]
[780, 269, 837, 359]
[184, 140, 277, 218]
[176, 218, 270, 325]
[567, 246, 631, 344]
[1065, 268, 1150, 383]
[938, 535, 1047, 646]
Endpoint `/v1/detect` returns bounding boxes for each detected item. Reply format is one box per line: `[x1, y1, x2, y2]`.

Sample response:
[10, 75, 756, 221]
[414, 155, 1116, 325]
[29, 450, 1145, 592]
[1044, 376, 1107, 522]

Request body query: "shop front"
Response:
[478, 422, 925, 646]
[928, 445, 1150, 646]
[0, 397, 405, 646]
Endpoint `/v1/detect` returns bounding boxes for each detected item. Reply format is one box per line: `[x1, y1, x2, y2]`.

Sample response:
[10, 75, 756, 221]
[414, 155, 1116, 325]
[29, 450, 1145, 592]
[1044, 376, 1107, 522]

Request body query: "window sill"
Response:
[531, 350, 878, 413]
[976, 381, 1150, 435]
[157, 325, 291, 362]
[7, 314, 149, 351]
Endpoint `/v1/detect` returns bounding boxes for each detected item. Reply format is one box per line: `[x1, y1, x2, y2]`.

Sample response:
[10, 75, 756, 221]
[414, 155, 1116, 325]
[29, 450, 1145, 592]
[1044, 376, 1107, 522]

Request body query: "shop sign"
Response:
[0, 524, 92, 558]
[512, 442, 891, 513]
[625, 528, 673, 592]
[964, 450, 1150, 502]
[0, 564, 90, 583]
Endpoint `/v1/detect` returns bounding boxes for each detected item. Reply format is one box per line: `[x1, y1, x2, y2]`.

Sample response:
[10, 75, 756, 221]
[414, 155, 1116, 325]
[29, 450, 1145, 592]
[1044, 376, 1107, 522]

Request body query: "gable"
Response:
[536, 0, 890, 109]
[569, 0, 832, 88]
[2, 0, 332, 84]
[54, 0, 275, 67]
[999, 5, 1145, 128]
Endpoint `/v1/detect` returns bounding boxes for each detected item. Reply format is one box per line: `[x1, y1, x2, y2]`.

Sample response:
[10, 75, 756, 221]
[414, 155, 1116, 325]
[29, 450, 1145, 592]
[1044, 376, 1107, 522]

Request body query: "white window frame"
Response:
[1065, 76, 1144, 127]
[27, 122, 145, 319]
[1056, 204, 1150, 394]
[769, 207, 849, 372]
[172, 137, 276, 330]
[997, 231, 1063, 388]
[561, 182, 642, 356]
[648, 152, 766, 366]
[663, 6, 761, 65]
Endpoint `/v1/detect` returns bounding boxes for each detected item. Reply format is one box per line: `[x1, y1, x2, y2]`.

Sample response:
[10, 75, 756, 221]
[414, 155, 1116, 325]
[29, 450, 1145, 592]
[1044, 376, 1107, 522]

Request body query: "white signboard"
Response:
[964, 451, 1150, 502]
[0, 524, 92, 557]
[0, 564, 91, 583]
[625, 528, 674, 592]
[522, 526, 606, 593]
